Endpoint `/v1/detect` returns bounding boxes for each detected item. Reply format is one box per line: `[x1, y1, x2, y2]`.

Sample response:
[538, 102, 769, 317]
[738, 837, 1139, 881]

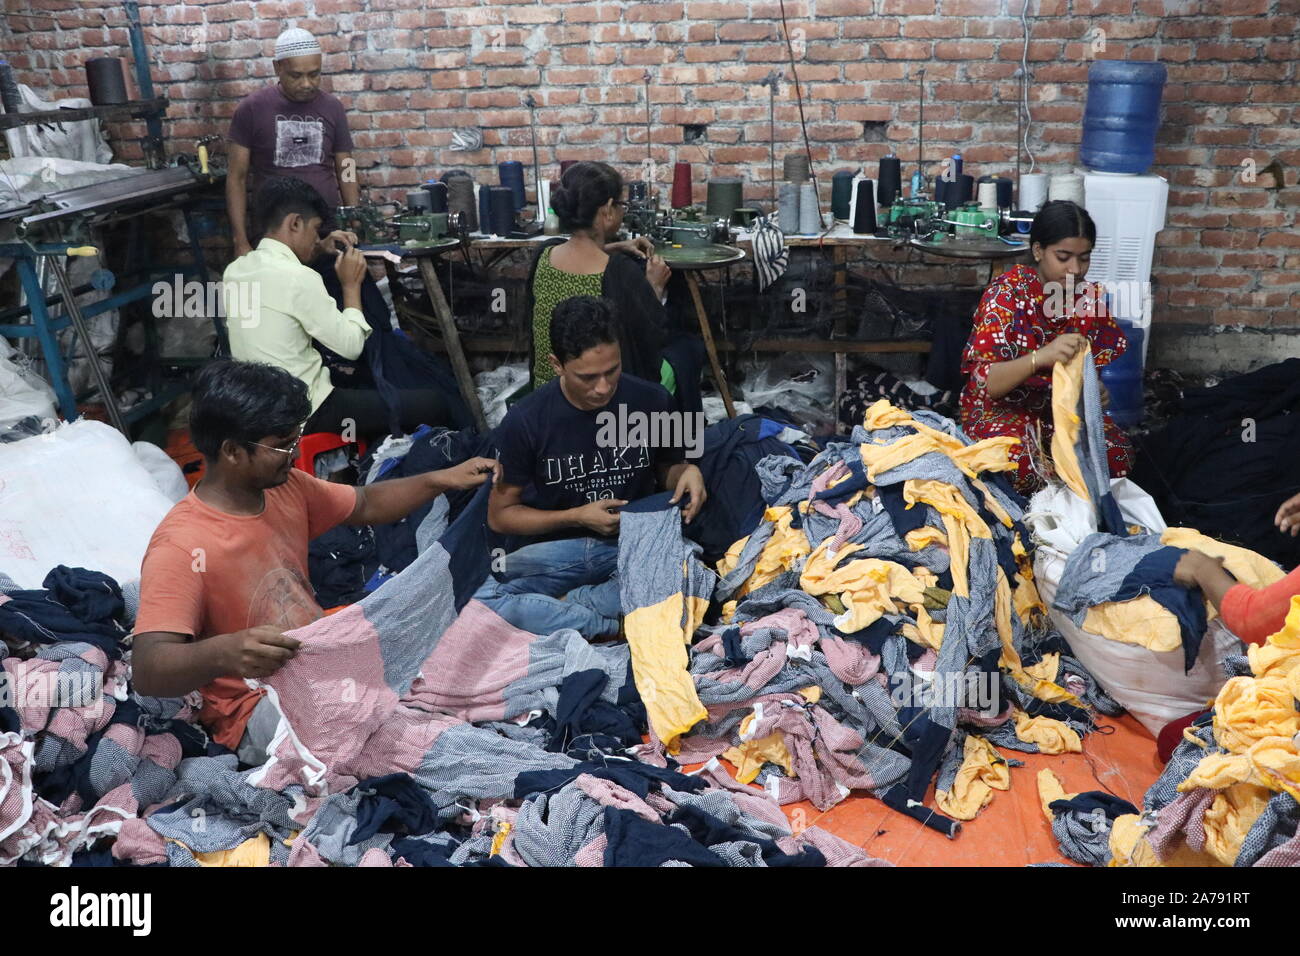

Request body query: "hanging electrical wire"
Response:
[1020, 2, 1037, 174]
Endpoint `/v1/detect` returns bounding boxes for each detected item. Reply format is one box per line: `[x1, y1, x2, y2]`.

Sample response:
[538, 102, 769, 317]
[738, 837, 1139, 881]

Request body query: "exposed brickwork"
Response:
[2, 0, 1297, 328]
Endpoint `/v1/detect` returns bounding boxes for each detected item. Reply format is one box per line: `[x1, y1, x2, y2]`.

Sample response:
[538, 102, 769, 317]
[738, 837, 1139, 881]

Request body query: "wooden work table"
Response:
[384, 224, 1028, 421]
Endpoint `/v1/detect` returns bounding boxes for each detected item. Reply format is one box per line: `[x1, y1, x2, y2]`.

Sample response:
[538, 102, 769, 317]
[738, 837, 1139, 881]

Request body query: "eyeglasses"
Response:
[249, 433, 303, 457]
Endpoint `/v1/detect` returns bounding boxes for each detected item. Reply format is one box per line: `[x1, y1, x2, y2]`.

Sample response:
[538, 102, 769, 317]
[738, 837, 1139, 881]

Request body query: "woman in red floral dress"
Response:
[960, 200, 1133, 496]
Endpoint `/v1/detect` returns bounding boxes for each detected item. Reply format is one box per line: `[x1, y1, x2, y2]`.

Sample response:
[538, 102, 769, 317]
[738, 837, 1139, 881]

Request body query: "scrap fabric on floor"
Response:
[2, 397, 1157, 866]
[652, 399, 1122, 835]
[0, 470, 882, 866]
[1058, 596, 1300, 867]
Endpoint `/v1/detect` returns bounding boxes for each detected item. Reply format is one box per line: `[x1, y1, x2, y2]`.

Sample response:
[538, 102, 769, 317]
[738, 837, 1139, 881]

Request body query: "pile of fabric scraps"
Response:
[618, 397, 1122, 839]
[1046, 346, 1284, 673]
[1051, 528, 1284, 674]
[0, 569, 211, 866]
[1045, 595, 1300, 868]
[1, 479, 887, 866]
[242, 483, 881, 867]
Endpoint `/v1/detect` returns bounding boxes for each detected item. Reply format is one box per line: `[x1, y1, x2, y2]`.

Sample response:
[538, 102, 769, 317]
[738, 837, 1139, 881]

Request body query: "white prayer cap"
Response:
[273, 27, 322, 62]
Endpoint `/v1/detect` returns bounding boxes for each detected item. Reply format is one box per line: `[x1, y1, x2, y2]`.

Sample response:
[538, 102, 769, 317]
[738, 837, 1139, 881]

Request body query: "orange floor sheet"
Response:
[755, 714, 1164, 866]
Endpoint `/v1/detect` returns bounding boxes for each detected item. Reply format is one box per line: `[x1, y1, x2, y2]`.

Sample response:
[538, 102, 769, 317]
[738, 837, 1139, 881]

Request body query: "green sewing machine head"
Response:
[622, 188, 731, 250]
[336, 201, 467, 245]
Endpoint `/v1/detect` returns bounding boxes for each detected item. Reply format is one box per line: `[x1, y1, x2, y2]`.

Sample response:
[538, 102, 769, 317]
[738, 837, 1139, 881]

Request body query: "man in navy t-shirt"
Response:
[480, 295, 707, 639]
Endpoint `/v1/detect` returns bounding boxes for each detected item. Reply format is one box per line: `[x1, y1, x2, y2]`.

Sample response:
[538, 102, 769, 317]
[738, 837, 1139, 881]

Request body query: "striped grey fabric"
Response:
[750, 214, 789, 292]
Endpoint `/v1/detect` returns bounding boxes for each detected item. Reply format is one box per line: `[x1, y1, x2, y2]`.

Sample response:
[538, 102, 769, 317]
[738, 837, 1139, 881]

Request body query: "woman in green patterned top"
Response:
[528, 161, 678, 395]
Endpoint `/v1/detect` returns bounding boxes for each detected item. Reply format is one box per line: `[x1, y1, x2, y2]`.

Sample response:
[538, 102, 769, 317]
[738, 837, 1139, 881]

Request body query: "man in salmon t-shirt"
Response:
[131, 360, 495, 764]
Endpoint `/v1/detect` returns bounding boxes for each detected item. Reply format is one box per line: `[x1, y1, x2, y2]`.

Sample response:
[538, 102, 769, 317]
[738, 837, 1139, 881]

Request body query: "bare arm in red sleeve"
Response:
[1174, 550, 1300, 646]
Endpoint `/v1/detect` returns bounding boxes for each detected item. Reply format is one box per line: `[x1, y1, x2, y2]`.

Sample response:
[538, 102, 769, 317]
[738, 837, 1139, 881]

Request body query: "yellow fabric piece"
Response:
[716, 505, 810, 605]
[911, 565, 939, 590]
[862, 399, 915, 430]
[1024, 652, 1060, 685]
[723, 714, 796, 784]
[950, 438, 1022, 478]
[798, 542, 927, 633]
[1014, 710, 1082, 754]
[1071, 530, 1281, 658]
[903, 479, 993, 597]
[994, 567, 1016, 664]
[1013, 570, 1045, 623]
[1248, 736, 1300, 801]
[971, 478, 1015, 529]
[1161, 527, 1286, 590]
[859, 431, 945, 480]
[909, 606, 944, 651]
[1203, 783, 1273, 866]
[1082, 596, 1184, 653]
[798, 685, 822, 704]
[1247, 595, 1300, 679]
[192, 833, 272, 868]
[715, 533, 750, 579]
[935, 735, 1010, 821]
[905, 526, 948, 551]
[1107, 814, 1163, 868]
[490, 822, 513, 857]
[623, 593, 710, 754]
[1036, 768, 1076, 822]
[1179, 752, 1255, 792]
[1049, 347, 1091, 502]
[1212, 674, 1300, 753]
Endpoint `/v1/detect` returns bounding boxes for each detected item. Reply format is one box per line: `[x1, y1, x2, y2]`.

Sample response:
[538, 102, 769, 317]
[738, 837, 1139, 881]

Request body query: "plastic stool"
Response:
[295, 432, 368, 475]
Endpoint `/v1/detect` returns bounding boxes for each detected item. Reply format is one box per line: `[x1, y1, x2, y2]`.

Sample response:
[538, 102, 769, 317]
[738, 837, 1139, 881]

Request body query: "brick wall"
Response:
[3, 0, 1298, 348]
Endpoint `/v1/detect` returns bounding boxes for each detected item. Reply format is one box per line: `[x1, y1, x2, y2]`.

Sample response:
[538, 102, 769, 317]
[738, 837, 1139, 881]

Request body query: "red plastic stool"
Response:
[294, 432, 368, 475]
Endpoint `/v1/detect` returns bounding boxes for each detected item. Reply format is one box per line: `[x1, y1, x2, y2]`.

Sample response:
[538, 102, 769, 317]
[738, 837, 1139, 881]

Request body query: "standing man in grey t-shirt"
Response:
[226, 27, 359, 258]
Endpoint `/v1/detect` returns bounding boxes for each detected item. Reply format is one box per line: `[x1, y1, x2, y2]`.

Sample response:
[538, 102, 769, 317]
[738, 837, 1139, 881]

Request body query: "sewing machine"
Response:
[336, 199, 468, 246]
[622, 182, 731, 250]
[881, 198, 1034, 243]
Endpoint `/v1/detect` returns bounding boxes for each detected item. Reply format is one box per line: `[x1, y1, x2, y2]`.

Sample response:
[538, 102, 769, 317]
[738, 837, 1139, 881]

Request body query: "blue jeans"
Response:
[472, 536, 621, 639]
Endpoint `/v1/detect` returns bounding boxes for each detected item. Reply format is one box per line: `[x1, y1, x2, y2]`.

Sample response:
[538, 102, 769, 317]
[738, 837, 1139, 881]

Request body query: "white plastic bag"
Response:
[474, 363, 529, 429]
[0, 421, 175, 588]
[0, 337, 57, 431]
[132, 441, 188, 503]
[1028, 477, 1239, 736]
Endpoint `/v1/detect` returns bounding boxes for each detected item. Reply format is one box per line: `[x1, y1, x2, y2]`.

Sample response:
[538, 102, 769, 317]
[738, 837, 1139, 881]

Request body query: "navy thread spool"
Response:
[488, 185, 516, 236]
[85, 57, 129, 106]
[995, 176, 1014, 210]
[498, 160, 526, 211]
[934, 175, 949, 207]
[852, 179, 877, 234]
[877, 155, 901, 207]
[830, 169, 856, 221]
[949, 153, 963, 178]
[0, 60, 21, 115]
[478, 184, 492, 233]
[446, 176, 477, 231]
[407, 190, 433, 212]
[955, 173, 974, 204]
[423, 181, 448, 213]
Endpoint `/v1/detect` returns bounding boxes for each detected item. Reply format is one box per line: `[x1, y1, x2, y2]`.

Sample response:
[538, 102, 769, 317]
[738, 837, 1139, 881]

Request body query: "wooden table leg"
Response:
[833, 245, 848, 328]
[416, 256, 489, 432]
[685, 271, 736, 419]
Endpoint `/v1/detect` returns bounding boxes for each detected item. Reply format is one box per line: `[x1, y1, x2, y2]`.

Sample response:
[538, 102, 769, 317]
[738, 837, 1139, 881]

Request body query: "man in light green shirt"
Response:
[223, 177, 446, 440]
